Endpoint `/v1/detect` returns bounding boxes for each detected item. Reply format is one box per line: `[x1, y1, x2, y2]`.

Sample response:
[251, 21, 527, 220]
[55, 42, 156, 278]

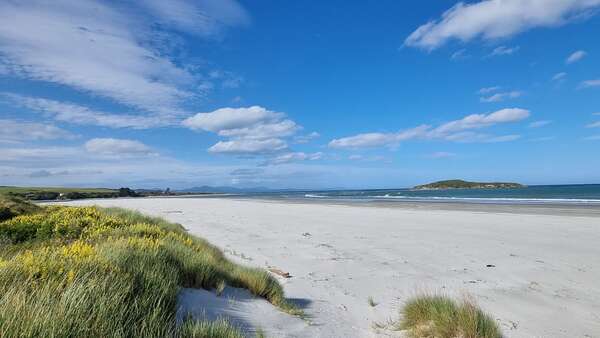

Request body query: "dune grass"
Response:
[0, 197, 298, 336]
[397, 295, 501, 338]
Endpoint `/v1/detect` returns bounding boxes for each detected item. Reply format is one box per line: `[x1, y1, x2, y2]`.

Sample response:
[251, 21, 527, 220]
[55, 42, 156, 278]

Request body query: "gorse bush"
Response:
[398, 295, 501, 338]
[0, 204, 297, 337]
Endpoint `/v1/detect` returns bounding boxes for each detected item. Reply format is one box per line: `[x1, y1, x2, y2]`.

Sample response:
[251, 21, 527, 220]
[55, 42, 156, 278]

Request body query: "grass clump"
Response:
[0, 204, 296, 337]
[398, 295, 501, 338]
[178, 318, 244, 338]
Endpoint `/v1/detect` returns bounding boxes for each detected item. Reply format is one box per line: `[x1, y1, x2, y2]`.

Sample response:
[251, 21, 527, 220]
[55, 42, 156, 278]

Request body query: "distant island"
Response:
[413, 179, 525, 190]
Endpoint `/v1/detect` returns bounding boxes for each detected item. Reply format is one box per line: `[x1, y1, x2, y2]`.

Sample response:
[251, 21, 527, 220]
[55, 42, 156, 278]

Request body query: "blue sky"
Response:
[1, 0, 600, 189]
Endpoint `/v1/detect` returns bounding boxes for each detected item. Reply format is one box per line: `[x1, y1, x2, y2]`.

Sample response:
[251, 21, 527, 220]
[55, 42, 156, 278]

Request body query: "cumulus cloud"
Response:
[0, 119, 75, 141]
[405, 0, 600, 50]
[566, 50, 587, 64]
[208, 138, 287, 154]
[3, 94, 169, 129]
[183, 106, 298, 138]
[480, 91, 522, 103]
[329, 108, 529, 149]
[85, 138, 156, 157]
[184, 106, 303, 154]
[586, 121, 600, 128]
[529, 120, 553, 128]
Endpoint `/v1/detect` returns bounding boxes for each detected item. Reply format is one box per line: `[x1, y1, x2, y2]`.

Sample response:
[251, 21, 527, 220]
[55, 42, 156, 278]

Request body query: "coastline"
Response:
[153, 194, 600, 217]
[56, 197, 600, 337]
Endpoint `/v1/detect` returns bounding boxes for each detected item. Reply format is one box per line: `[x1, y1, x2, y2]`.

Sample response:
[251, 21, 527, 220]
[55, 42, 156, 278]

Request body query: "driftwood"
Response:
[268, 267, 291, 278]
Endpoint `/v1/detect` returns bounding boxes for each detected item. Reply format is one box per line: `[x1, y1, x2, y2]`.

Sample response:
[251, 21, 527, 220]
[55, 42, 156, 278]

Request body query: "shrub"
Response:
[0, 205, 298, 336]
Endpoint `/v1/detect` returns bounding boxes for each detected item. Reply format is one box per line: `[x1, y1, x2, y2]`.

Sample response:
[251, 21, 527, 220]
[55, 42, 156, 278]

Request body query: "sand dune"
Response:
[61, 198, 600, 337]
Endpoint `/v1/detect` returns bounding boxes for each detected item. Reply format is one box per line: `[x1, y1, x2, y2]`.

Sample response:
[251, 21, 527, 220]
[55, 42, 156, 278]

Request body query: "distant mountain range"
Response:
[176, 186, 275, 193]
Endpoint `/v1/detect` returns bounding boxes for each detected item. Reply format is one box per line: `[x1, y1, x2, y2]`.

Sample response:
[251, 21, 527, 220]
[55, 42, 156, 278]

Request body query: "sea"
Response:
[235, 184, 600, 205]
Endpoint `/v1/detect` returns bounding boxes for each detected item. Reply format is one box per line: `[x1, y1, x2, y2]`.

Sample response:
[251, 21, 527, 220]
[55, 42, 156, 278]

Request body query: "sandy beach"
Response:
[59, 197, 600, 337]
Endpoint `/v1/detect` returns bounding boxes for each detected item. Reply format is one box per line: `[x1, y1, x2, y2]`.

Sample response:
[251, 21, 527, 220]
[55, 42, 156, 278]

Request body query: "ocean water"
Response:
[242, 184, 600, 205]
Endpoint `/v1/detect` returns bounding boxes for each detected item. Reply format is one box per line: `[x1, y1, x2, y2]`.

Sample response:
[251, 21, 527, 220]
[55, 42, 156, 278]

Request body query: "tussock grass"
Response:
[178, 318, 244, 338]
[397, 295, 501, 338]
[0, 203, 296, 336]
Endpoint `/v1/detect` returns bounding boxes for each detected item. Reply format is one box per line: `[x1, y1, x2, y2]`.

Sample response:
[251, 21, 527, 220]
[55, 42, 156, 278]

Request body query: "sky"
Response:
[1, 0, 600, 190]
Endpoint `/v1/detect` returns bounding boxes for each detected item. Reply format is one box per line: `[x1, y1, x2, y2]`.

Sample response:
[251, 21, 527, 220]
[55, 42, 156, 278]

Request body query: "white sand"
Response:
[61, 198, 600, 337]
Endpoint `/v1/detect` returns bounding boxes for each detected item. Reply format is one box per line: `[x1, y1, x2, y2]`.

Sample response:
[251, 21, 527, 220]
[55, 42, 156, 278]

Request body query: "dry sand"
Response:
[60, 197, 600, 337]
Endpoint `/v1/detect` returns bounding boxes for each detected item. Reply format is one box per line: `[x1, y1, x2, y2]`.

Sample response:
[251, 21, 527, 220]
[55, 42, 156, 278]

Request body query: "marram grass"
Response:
[0, 197, 296, 337]
[398, 294, 501, 338]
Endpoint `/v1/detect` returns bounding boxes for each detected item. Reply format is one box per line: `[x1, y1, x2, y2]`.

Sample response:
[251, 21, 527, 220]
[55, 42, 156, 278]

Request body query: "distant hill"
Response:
[413, 179, 525, 190]
[177, 186, 273, 193]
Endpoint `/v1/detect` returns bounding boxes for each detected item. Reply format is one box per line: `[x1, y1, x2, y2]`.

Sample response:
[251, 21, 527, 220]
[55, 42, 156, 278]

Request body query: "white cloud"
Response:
[594, 112, 600, 116]
[329, 126, 430, 149]
[184, 106, 303, 155]
[84, 138, 156, 157]
[584, 135, 600, 140]
[4, 94, 169, 129]
[529, 120, 552, 128]
[208, 138, 287, 154]
[0, 146, 81, 162]
[480, 91, 522, 102]
[348, 155, 363, 160]
[579, 79, 600, 88]
[329, 108, 529, 149]
[586, 121, 600, 128]
[0, 1, 248, 116]
[0, 119, 75, 141]
[488, 45, 520, 57]
[183, 106, 297, 139]
[552, 72, 567, 81]
[428, 108, 530, 136]
[0, 0, 198, 114]
[566, 50, 587, 64]
[294, 132, 320, 144]
[451, 48, 469, 60]
[138, 0, 249, 37]
[478, 86, 501, 94]
[405, 0, 600, 50]
[265, 152, 323, 165]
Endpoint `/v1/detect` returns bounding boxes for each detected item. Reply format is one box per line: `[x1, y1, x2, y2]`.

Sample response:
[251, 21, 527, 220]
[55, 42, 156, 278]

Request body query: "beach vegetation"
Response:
[0, 197, 297, 336]
[396, 294, 501, 338]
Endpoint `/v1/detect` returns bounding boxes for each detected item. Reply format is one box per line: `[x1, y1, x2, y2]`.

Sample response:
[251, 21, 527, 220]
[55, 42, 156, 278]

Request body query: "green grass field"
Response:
[0, 186, 132, 201]
[0, 195, 298, 337]
[0, 186, 117, 194]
